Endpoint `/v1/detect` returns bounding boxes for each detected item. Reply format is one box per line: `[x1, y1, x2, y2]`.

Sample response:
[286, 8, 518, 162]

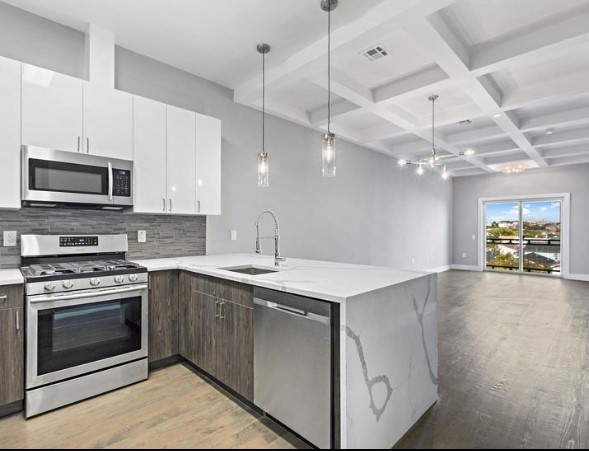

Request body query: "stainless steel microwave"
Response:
[22, 146, 134, 210]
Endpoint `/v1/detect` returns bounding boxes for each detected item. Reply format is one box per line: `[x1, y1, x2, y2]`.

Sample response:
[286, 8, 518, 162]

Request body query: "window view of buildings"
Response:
[485, 201, 561, 274]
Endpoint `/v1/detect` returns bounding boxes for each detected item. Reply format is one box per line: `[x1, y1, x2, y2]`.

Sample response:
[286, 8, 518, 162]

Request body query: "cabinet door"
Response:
[216, 301, 254, 401]
[166, 105, 196, 215]
[148, 271, 179, 363]
[22, 64, 83, 152]
[180, 286, 217, 375]
[0, 56, 21, 209]
[133, 96, 168, 214]
[83, 83, 133, 160]
[195, 113, 221, 215]
[0, 308, 24, 405]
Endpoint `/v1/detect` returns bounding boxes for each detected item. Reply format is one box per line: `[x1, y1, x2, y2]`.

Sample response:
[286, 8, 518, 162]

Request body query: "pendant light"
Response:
[321, 0, 337, 177]
[257, 43, 271, 188]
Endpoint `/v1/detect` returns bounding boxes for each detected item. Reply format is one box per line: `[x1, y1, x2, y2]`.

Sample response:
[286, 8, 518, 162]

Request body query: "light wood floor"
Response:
[0, 364, 306, 449]
[1, 271, 588, 449]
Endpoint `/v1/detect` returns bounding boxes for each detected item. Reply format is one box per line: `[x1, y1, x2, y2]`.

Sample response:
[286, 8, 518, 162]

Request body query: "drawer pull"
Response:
[15, 310, 19, 331]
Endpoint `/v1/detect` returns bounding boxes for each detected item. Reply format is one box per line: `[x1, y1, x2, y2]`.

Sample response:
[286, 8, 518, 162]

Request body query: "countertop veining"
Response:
[131, 253, 430, 303]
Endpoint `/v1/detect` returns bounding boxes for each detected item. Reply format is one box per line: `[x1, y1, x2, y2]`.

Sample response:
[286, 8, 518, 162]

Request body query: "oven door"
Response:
[26, 284, 148, 389]
[22, 146, 133, 207]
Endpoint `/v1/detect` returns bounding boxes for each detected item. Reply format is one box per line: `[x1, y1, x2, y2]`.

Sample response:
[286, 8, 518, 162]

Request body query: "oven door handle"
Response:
[28, 284, 148, 304]
[108, 161, 114, 201]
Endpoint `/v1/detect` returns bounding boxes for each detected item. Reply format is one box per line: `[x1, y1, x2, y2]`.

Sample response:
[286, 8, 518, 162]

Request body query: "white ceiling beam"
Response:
[470, 8, 589, 76]
[548, 154, 589, 167]
[532, 128, 589, 147]
[234, 0, 456, 104]
[407, 14, 548, 168]
[416, 103, 484, 129]
[446, 125, 504, 145]
[542, 144, 589, 160]
[308, 98, 359, 126]
[468, 139, 520, 155]
[519, 106, 589, 132]
[503, 68, 589, 110]
[484, 153, 528, 165]
[373, 65, 449, 104]
[359, 124, 407, 142]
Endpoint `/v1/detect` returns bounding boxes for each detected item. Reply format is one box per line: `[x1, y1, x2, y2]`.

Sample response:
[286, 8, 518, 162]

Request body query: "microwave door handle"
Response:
[108, 161, 113, 201]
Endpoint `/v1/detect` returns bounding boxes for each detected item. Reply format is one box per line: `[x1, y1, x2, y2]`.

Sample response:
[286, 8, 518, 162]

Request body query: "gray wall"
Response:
[453, 164, 589, 276]
[0, 209, 205, 269]
[0, 2, 453, 271]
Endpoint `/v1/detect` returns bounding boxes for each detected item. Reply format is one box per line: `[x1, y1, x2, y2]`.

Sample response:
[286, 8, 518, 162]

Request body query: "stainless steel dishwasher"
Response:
[254, 287, 332, 449]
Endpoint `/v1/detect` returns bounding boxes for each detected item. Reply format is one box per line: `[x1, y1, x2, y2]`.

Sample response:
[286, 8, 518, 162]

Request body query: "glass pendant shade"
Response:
[416, 164, 424, 176]
[322, 133, 336, 177]
[257, 152, 269, 187]
[441, 165, 449, 181]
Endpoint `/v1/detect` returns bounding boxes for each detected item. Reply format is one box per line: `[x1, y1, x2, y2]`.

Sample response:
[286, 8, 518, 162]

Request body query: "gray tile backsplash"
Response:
[0, 208, 206, 268]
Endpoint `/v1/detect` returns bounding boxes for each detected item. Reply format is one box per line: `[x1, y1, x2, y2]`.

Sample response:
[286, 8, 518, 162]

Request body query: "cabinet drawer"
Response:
[190, 273, 253, 308]
[0, 285, 23, 311]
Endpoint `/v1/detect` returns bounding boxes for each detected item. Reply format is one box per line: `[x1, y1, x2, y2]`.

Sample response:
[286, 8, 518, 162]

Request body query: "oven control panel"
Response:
[112, 169, 132, 198]
[59, 236, 99, 247]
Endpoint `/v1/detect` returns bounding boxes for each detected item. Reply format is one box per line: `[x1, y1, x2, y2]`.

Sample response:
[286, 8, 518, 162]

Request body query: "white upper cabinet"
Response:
[195, 113, 221, 215]
[21, 64, 83, 152]
[83, 82, 133, 160]
[0, 56, 22, 209]
[166, 105, 196, 215]
[133, 96, 168, 214]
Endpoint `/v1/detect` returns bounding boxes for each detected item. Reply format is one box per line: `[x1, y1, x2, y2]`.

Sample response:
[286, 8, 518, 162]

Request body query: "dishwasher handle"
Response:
[254, 298, 330, 325]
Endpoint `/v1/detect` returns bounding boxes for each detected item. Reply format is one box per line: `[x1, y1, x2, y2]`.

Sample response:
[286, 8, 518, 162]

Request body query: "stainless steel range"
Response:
[21, 234, 148, 418]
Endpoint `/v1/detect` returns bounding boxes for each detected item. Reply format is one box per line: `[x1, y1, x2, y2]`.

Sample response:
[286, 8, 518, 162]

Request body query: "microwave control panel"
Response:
[112, 169, 132, 197]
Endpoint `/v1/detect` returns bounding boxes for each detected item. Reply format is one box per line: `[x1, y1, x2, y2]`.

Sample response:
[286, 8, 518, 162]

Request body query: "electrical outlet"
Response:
[462, 252, 467, 258]
[230, 230, 237, 241]
[472, 234, 476, 240]
[137, 230, 147, 243]
[411, 257, 415, 265]
[3, 231, 17, 247]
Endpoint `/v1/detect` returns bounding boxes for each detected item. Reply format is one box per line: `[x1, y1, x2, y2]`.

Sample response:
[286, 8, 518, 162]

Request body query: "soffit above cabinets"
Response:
[7, 0, 589, 177]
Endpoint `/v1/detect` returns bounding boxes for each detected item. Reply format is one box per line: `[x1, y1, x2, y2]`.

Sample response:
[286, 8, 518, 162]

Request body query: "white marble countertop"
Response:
[130, 253, 429, 303]
[0, 269, 24, 286]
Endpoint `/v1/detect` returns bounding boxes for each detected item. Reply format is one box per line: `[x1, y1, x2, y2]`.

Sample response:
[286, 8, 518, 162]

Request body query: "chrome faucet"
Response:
[255, 210, 286, 267]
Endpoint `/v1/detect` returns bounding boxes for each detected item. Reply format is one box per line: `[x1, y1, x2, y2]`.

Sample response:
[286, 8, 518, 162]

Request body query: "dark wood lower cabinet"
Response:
[179, 272, 254, 402]
[0, 307, 24, 407]
[215, 301, 254, 400]
[148, 271, 179, 363]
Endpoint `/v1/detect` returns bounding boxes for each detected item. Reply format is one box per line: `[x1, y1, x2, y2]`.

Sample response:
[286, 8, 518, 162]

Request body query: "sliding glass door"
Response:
[485, 199, 561, 275]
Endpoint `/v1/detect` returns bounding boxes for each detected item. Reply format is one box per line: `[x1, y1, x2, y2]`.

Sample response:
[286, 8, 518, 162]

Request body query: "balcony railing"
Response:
[486, 237, 561, 274]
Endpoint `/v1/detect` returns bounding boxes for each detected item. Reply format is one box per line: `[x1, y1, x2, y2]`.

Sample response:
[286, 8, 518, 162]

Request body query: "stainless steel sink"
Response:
[220, 265, 279, 276]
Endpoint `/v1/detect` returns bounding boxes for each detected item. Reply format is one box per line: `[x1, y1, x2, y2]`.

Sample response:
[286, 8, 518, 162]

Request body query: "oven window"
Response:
[37, 297, 142, 375]
[29, 159, 108, 195]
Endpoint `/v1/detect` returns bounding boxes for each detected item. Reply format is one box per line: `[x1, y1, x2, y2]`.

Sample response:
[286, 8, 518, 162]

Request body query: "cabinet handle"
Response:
[197, 200, 201, 213]
[162, 198, 166, 212]
[77, 136, 81, 152]
[215, 300, 220, 319]
[86, 137, 90, 154]
[169, 199, 172, 213]
[15, 310, 19, 332]
[220, 301, 225, 320]
[0, 294, 7, 302]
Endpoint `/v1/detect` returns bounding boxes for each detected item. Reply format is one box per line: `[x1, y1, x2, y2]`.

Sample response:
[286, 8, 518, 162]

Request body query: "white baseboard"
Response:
[427, 265, 451, 273]
[565, 273, 589, 282]
[450, 264, 481, 272]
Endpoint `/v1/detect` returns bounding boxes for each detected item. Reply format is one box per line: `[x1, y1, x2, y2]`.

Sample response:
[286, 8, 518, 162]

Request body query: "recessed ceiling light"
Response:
[546, 128, 554, 135]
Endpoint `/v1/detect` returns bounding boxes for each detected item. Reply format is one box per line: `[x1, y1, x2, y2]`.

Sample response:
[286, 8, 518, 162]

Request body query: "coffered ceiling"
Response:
[6, 0, 589, 177]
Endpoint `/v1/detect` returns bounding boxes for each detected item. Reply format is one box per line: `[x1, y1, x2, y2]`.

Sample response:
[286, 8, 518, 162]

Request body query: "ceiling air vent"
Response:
[457, 119, 472, 125]
[360, 44, 388, 61]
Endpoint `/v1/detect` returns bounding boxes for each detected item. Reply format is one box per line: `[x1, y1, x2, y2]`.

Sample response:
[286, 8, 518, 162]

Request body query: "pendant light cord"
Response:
[327, 4, 331, 135]
[431, 95, 435, 159]
[262, 50, 266, 154]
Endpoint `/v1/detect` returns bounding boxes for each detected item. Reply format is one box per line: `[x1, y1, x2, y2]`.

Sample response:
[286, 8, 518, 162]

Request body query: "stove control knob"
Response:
[62, 280, 74, 290]
[114, 275, 125, 284]
[129, 274, 138, 282]
[44, 282, 56, 292]
[89, 278, 101, 286]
